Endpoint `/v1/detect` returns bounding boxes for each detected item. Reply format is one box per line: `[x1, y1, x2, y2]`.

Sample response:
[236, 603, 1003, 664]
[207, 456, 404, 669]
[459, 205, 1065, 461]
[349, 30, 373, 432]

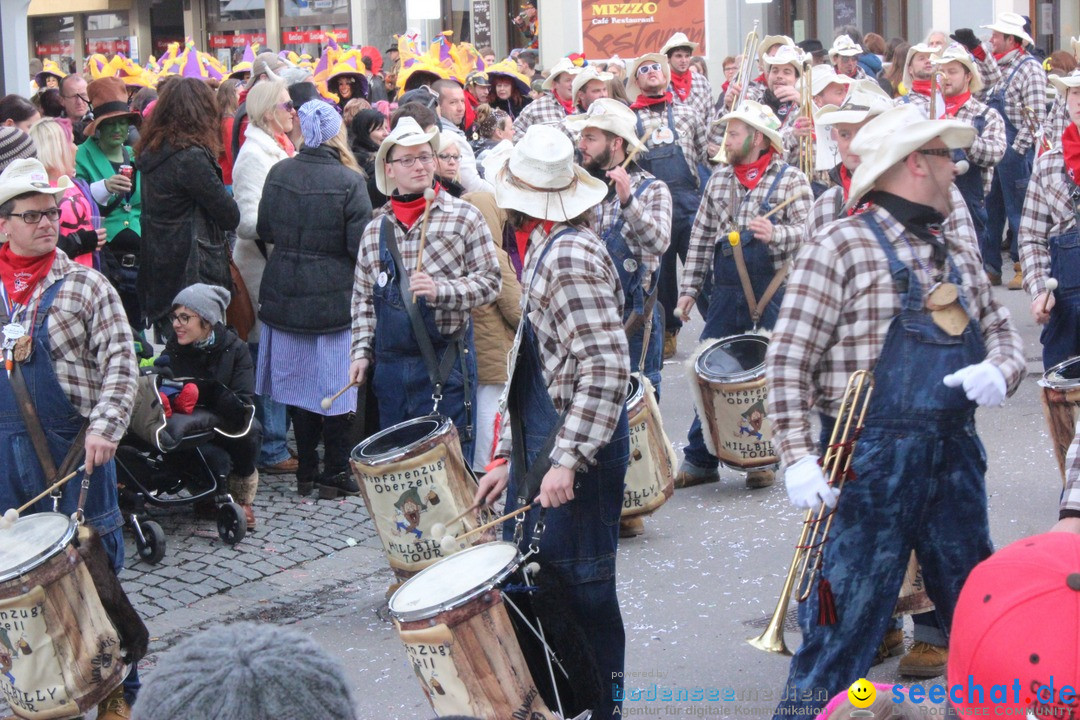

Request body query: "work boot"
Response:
[986, 270, 1002, 286]
[663, 331, 678, 360]
[1007, 261, 1023, 290]
[318, 471, 362, 500]
[619, 517, 645, 538]
[745, 469, 775, 489]
[241, 504, 256, 529]
[259, 456, 299, 475]
[674, 460, 719, 488]
[97, 687, 132, 720]
[871, 626, 905, 666]
[898, 641, 948, 678]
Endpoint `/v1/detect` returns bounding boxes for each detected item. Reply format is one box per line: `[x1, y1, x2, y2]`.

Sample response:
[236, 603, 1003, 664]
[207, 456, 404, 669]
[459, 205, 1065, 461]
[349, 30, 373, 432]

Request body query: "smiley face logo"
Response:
[848, 678, 876, 709]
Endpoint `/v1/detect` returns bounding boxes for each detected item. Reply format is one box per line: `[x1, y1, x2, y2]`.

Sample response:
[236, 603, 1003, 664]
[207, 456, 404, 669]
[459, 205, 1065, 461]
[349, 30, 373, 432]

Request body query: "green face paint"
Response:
[740, 134, 752, 155]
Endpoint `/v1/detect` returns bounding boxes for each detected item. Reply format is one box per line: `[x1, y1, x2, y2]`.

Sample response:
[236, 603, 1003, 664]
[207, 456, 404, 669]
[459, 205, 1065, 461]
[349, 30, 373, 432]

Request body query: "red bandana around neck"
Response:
[838, 163, 853, 200]
[909, 78, 932, 97]
[944, 90, 971, 117]
[630, 91, 673, 111]
[993, 46, 1025, 62]
[733, 149, 775, 190]
[390, 183, 441, 228]
[514, 218, 556, 263]
[0, 244, 55, 308]
[1062, 124, 1080, 185]
[552, 89, 574, 115]
[670, 70, 693, 101]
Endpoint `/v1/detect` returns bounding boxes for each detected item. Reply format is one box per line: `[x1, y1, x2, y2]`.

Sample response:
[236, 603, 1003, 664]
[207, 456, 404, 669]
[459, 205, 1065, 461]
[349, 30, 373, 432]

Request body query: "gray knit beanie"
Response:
[172, 283, 230, 327]
[0, 127, 36, 175]
[132, 622, 359, 720]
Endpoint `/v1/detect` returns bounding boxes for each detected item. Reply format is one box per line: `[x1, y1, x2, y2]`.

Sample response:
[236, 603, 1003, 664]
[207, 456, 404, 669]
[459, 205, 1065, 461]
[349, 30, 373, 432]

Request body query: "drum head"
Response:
[696, 334, 769, 383]
[389, 542, 521, 622]
[0, 512, 77, 584]
[1043, 356, 1080, 389]
[352, 414, 449, 463]
[626, 375, 643, 408]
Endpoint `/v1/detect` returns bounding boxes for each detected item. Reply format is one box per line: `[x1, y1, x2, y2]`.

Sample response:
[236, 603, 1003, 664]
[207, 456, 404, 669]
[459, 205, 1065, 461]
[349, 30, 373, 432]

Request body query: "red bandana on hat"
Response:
[944, 90, 971, 117]
[0, 245, 55, 307]
[630, 91, 673, 111]
[1063, 124, 1080, 185]
[733, 149, 775, 190]
[553, 89, 574, 115]
[670, 69, 693, 101]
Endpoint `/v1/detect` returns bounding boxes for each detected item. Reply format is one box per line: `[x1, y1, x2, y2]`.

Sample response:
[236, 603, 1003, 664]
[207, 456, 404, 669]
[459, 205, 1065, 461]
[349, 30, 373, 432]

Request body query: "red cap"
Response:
[948, 533, 1080, 715]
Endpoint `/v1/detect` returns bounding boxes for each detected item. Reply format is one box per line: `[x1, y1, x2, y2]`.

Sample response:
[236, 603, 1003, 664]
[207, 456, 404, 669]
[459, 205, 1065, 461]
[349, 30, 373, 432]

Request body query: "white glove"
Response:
[784, 455, 840, 510]
[942, 361, 1007, 407]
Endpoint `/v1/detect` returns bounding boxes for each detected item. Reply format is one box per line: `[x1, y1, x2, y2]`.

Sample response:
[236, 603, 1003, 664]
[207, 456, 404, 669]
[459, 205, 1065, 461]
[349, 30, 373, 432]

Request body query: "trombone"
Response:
[747, 370, 875, 655]
[798, 58, 815, 178]
[717, 21, 761, 164]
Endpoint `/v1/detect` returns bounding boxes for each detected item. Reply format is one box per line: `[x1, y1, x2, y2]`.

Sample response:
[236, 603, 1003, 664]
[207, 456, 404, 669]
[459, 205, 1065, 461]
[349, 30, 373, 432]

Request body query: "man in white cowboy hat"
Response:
[896, 42, 939, 109]
[1019, 71, 1080, 373]
[754, 44, 811, 165]
[474, 124, 630, 719]
[627, 52, 708, 360]
[788, 65, 857, 193]
[712, 35, 797, 159]
[931, 43, 1007, 285]
[829, 34, 868, 80]
[765, 104, 1024, 718]
[566, 98, 672, 537]
[350, 117, 501, 462]
[661, 32, 714, 121]
[511, 56, 582, 142]
[570, 64, 611, 115]
[0, 158, 142, 720]
[977, 11, 1047, 291]
[674, 100, 812, 490]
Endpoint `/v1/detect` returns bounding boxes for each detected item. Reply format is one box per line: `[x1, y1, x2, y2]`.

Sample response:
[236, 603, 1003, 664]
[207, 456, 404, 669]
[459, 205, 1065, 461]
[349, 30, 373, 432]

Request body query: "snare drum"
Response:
[350, 415, 482, 580]
[1039, 356, 1080, 483]
[622, 375, 676, 518]
[389, 542, 555, 719]
[0, 513, 126, 719]
[690, 334, 777, 470]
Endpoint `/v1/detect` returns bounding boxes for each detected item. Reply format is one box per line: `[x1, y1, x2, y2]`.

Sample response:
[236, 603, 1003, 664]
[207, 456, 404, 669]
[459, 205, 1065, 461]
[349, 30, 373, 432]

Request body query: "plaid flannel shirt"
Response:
[494, 224, 629, 470]
[1044, 98, 1069, 151]
[680, 155, 812, 300]
[9, 252, 137, 443]
[512, 93, 571, 143]
[671, 71, 715, 122]
[776, 101, 805, 166]
[351, 193, 501, 361]
[632, 101, 708, 183]
[808, 183, 976, 245]
[766, 204, 1026, 466]
[588, 169, 673, 282]
[954, 97, 1007, 196]
[1018, 147, 1077, 298]
[974, 45, 1002, 101]
[985, 48, 1047, 155]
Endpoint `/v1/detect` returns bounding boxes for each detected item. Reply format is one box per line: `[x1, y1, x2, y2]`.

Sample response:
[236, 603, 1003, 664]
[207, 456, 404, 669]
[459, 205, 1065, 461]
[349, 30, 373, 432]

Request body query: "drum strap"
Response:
[382, 219, 473, 439]
[730, 242, 788, 327]
[623, 276, 660, 340]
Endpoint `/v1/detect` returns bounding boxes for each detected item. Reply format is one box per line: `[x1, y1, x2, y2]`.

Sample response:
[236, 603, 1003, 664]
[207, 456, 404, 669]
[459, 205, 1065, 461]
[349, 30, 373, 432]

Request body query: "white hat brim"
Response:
[930, 54, 985, 94]
[375, 128, 441, 196]
[712, 112, 784, 154]
[563, 113, 646, 153]
[493, 164, 608, 222]
[979, 22, 1033, 46]
[0, 174, 71, 209]
[1049, 73, 1080, 95]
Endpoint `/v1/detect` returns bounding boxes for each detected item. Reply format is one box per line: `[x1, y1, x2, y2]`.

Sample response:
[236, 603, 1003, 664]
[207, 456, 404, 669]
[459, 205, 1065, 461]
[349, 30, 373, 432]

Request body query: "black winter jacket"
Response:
[137, 142, 240, 325]
[256, 144, 372, 333]
[164, 323, 255, 404]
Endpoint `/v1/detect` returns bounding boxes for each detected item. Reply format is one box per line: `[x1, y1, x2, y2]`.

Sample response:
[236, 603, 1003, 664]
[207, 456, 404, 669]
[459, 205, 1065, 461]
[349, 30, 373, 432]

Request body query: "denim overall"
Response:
[682, 167, 789, 471]
[951, 114, 989, 273]
[601, 178, 663, 393]
[371, 218, 478, 461]
[501, 232, 630, 719]
[1040, 186, 1080, 369]
[985, 57, 1038, 276]
[772, 214, 994, 719]
[634, 104, 706, 334]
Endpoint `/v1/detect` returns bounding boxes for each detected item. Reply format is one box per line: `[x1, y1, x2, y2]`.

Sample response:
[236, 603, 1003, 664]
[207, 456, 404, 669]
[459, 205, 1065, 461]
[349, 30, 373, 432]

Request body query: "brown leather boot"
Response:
[97, 686, 132, 720]
[663, 331, 678, 360]
[619, 517, 645, 538]
[898, 641, 948, 678]
[745, 469, 775, 489]
[871, 626, 905, 666]
[241, 503, 256, 529]
[1007, 261, 1023, 290]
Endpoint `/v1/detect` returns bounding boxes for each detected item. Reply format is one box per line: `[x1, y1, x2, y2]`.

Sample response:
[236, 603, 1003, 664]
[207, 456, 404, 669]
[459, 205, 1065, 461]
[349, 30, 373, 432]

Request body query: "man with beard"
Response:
[512, 56, 581, 142]
[627, 52, 708, 360]
[756, 44, 808, 164]
[662, 32, 713, 121]
[567, 98, 672, 537]
[896, 43, 938, 111]
[674, 101, 812, 490]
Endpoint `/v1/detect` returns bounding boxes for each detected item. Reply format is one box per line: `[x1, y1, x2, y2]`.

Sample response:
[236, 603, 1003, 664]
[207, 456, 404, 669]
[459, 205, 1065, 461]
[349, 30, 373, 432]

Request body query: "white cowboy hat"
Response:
[759, 35, 795, 63]
[762, 44, 807, 74]
[713, 100, 784, 155]
[375, 117, 440, 195]
[627, 53, 670, 102]
[491, 125, 607, 222]
[1049, 71, 1080, 96]
[829, 35, 864, 60]
[0, 158, 70, 208]
[571, 65, 613, 102]
[660, 32, 698, 56]
[563, 98, 647, 153]
[901, 43, 940, 91]
[541, 57, 582, 91]
[981, 12, 1033, 47]
[814, 80, 894, 126]
[845, 104, 975, 211]
[930, 43, 985, 94]
[800, 64, 856, 97]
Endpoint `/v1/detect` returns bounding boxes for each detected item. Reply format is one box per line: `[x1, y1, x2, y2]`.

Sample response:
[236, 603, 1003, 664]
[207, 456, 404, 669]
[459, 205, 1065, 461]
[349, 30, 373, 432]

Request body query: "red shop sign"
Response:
[281, 28, 349, 45]
[36, 43, 65, 55]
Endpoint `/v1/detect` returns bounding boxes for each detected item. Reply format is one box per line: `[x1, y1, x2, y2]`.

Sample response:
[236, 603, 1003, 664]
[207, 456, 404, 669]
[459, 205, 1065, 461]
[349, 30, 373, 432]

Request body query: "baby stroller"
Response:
[115, 365, 257, 564]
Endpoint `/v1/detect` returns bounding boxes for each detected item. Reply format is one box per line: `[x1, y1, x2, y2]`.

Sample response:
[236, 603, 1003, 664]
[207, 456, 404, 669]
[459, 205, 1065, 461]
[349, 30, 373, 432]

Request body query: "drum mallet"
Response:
[430, 502, 483, 541]
[321, 381, 360, 410]
[1042, 278, 1058, 317]
[412, 187, 438, 303]
[618, 131, 652, 170]
[0, 465, 86, 529]
[439, 503, 534, 553]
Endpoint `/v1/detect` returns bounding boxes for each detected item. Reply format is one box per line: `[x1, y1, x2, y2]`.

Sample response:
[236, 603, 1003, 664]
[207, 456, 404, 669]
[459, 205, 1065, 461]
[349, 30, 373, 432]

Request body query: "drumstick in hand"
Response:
[619, 131, 652, 169]
[321, 381, 359, 410]
[412, 188, 437, 302]
[1043, 278, 1058, 316]
[430, 501, 482, 540]
[0, 465, 87, 528]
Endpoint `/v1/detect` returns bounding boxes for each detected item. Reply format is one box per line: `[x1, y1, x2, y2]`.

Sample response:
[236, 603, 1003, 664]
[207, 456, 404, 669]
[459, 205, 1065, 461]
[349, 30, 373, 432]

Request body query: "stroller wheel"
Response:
[137, 521, 167, 565]
[217, 503, 247, 545]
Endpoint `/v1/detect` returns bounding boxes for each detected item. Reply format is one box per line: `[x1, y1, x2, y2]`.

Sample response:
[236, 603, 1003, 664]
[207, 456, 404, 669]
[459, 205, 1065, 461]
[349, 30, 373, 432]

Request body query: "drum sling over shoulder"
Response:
[381, 220, 474, 442]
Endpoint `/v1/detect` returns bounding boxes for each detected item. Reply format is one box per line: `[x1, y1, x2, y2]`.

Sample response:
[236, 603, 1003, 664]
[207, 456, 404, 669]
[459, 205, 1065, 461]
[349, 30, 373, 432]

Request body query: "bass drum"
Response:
[622, 375, 676, 518]
[1039, 356, 1080, 485]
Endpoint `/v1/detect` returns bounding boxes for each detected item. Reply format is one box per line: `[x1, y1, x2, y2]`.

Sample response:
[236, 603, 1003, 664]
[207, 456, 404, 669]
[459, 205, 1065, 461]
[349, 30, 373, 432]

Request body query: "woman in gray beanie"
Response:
[132, 621, 359, 720]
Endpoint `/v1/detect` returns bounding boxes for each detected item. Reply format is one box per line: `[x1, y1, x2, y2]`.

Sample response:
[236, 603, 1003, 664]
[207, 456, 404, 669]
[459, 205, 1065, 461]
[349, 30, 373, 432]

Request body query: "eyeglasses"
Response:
[63, 93, 89, 103]
[637, 63, 663, 76]
[4, 208, 60, 224]
[387, 153, 436, 168]
[437, 153, 461, 162]
[916, 148, 954, 159]
[278, 101, 295, 111]
[169, 312, 195, 325]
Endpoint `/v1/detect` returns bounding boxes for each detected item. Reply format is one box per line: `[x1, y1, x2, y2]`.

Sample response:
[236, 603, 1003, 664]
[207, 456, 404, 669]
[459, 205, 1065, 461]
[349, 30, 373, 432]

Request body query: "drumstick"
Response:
[0, 465, 87, 527]
[412, 187, 438, 302]
[430, 501, 483, 541]
[619, 131, 652, 169]
[760, 195, 798, 221]
[1043, 278, 1058, 316]
[453, 503, 534, 544]
[321, 381, 359, 410]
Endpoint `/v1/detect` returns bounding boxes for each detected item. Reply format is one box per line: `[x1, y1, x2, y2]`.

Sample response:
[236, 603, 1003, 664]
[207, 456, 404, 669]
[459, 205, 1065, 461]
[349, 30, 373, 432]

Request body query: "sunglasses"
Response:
[637, 62, 663, 76]
[279, 101, 295, 111]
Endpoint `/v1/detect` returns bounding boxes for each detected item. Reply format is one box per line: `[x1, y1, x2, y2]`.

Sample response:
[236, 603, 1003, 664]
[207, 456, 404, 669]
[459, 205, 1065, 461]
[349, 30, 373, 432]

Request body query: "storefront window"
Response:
[85, 12, 131, 58]
[207, 0, 268, 70]
[31, 16, 76, 68]
[279, 0, 350, 58]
